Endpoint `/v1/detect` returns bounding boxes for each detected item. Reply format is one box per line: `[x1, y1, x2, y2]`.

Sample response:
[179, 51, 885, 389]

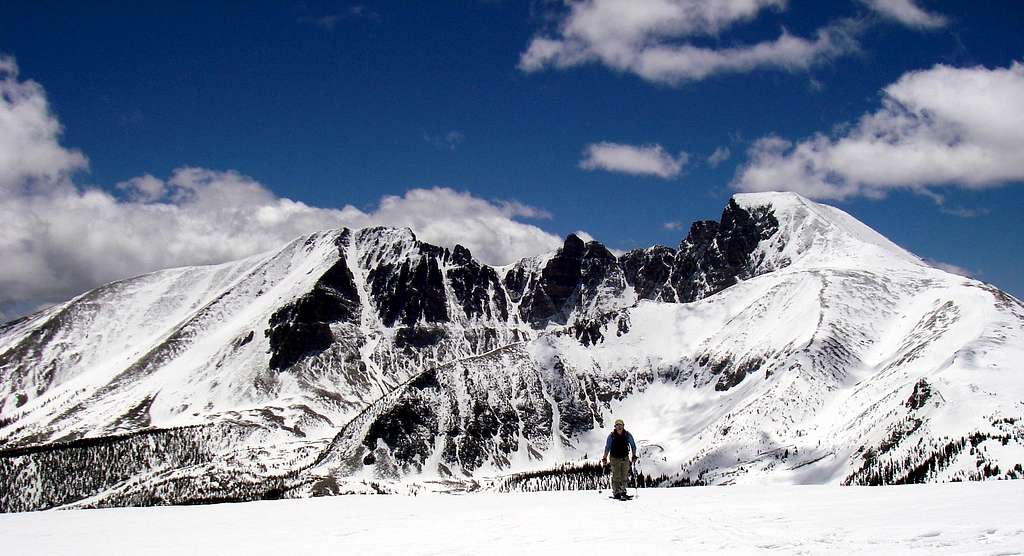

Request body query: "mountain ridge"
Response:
[1, 191, 1021, 512]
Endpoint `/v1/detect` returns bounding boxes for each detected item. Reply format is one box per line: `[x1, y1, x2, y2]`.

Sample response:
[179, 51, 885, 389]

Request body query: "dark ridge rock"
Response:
[446, 244, 509, 322]
[517, 235, 627, 327]
[545, 235, 587, 308]
[233, 330, 254, 349]
[671, 199, 779, 303]
[265, 235, 361, 371]
[547, 362, 595, 438]
[502, 264, 532, 304]
[0, 314, 30, 333]
[906, 379, 933, 410]
[518, 234, 586, 325]
[620, 245, 678, 302]
[409, 369, 441, 390]
[363, 396, 439, 468]
[567, 310, 628, 347]
[495, 406, 521, 455]
[571, 319, 604, 346]
[617, 314, 630, 336]
[714, 356, 763, 392]
[394, 326, 447, 350]
[578, 241, 621, 295]
[456, 399, 503, 470]
[518, 384, 554, 443]
[505, 199, 778, 332]
[462, 327, 500, 353]
[367, 244, 449, 327]
[112, 394, 156, 430]
[450, 243, 473, 266]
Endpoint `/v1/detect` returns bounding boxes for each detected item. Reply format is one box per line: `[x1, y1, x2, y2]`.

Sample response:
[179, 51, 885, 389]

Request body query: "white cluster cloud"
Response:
[0, 56, 87, 192]
[519, 0, 860, 85]
[0, 56, 562, 311]
[860, 0, 947, 29]
[580, 142, 688, 178]
[733, 62, 1024, 200]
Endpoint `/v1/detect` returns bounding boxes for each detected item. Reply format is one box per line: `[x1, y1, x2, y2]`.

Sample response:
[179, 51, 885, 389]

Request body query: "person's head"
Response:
[614, 418, 624, 433]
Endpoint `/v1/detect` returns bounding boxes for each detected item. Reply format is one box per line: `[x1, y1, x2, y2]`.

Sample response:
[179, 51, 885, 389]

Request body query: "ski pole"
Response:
[632, 458, 640, 499]
[599, 460, 609, 495]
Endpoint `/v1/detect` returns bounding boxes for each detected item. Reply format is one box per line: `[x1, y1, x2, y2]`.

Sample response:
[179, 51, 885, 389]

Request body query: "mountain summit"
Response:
[1, 193, 1021, 511]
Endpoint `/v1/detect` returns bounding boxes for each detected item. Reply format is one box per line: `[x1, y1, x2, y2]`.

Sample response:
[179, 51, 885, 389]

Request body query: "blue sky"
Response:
[1, 1, 1022, 316]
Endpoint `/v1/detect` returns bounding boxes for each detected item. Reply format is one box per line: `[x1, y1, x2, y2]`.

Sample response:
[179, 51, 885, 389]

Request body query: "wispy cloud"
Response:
[707, 146, 731, 167]
[663, 221, 684, 231]
[347, 5, 381, 22]
[298, 14, 342, 30]
[519, 1, 861, 85]
[573, 230, 595, 243]
[0, 55, 560, 312]
[938, 206, 991, 219]
[734, 62, 1024, 200]
[860, 0, 947, 29]
[580, 142, 688, 179]
[423, 130, 465, 151]
[926, 259, 976, 278]
[297, 4, 380, 30]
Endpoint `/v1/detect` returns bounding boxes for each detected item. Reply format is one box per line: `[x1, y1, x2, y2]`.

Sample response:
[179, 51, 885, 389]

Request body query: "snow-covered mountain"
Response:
[1, 192, 1022, 512]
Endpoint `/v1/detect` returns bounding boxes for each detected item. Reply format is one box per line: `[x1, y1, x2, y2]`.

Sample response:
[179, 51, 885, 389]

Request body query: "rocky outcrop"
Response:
[513, 234, 586, 326]
[620, 245, 677, 302]
[505, 235, 631, 329]
[266, 232, 362, 370]
[446, 244, 509, 322]
[367, 242, 449, 328]
[671, 198, 779, 302]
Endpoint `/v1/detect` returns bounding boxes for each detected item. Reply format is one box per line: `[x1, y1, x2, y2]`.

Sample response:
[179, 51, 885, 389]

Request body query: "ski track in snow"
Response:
[3, 482, 1023, 555]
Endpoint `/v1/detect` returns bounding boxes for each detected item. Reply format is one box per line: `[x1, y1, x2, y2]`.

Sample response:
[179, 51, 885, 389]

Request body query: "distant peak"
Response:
[354, 225, 419, 244]
[731, 191, 922, 269]
[731, 191, 811, 210]
[562, 233, 586, 254]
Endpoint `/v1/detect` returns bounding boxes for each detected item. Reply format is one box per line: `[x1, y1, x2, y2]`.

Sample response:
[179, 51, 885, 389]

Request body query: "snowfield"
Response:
[3, 482, 1023, 555]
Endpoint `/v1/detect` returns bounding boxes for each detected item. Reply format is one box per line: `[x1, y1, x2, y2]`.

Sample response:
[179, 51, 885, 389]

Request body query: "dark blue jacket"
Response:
[605, 430, 637, 459]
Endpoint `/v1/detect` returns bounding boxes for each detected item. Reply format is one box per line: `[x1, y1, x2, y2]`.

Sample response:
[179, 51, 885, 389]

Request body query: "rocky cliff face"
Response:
[671, 199, 779, 302]
[503, 199, 780, 330]
[266, 231, 362, 371]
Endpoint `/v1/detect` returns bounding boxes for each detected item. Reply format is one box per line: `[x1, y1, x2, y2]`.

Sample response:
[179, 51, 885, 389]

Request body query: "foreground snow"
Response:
[4, 482, 1023, 554]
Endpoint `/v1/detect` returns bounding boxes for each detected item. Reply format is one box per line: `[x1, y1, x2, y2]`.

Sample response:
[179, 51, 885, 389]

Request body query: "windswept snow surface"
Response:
[3, 483, 1024, 555]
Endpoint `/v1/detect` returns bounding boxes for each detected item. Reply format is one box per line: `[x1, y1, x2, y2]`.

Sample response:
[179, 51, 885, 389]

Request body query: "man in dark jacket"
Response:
[601, 418, 638, 499]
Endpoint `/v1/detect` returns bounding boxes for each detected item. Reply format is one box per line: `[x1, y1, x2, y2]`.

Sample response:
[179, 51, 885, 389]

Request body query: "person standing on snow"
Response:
[601, 418, 638, 500]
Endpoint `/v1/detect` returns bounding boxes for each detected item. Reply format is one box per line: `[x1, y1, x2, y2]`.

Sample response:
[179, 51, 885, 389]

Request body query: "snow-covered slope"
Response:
[1, 192, 1022, 512]
[3, 482, 1024, 555]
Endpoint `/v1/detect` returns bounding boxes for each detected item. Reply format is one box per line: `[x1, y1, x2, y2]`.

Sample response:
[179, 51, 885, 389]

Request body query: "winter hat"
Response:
[614, 419, 624, 425]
